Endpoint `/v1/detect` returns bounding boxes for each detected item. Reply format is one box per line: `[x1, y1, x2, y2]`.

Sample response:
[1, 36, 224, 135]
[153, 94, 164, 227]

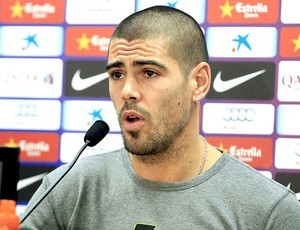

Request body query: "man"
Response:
[21, 5, 300, 229]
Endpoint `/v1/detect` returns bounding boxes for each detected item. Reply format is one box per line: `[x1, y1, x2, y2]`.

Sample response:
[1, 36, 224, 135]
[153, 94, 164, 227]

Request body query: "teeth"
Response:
[127, 115, 139, 122]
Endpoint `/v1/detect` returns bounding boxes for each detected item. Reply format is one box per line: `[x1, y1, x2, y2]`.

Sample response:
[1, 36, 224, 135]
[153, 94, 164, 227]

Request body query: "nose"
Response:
[121, 77, 141, 102]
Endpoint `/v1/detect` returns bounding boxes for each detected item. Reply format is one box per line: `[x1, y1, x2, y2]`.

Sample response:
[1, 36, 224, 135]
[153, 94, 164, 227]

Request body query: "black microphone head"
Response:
[84, 120, 110, 147]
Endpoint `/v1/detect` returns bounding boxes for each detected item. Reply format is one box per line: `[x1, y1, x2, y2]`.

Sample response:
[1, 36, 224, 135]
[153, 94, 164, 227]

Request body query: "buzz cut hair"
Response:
[110, 5, 209, 78]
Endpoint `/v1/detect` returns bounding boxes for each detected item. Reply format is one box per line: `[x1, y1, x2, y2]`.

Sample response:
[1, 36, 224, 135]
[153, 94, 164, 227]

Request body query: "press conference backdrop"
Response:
[0, 0, 299, 214]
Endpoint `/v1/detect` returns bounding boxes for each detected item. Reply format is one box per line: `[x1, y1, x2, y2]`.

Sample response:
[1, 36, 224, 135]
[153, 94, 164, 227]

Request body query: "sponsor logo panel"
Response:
[277, 105, 300, 135]
[17, 165, 57, 203]
[281, 0, 300, 24]
[0, 132, 59, 163]
[0, 58, 63, 98]
[60, 132, 123, 163]
[0, 0, 65, 24]
[275, 173, 300, 202]
[62, 100, 120, 132]
[0, 99, 61, 130]
[136, 0, 206, 24]
[275, 138, 300, 170]
[278, 61, 300, 102]
[0, 26, 63, 56]
[64, 60, 109, 97]
[65, 27, 115, 57]
[206, 27, 277, 58]
[207, 0, 278, 24]
[202, 103, 274, 135]
[206, 62, 275, 100]
[206, 136, 273, 168]
[280, 27, 300, 58]
[66, 0, 135, 24]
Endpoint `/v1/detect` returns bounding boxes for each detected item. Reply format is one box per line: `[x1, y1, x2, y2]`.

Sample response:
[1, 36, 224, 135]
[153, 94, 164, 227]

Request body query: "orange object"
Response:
[0, 200, 20, 230]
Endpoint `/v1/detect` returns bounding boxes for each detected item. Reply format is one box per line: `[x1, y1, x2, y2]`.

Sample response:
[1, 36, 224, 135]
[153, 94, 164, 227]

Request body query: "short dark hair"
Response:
[110, 5, 209, 78]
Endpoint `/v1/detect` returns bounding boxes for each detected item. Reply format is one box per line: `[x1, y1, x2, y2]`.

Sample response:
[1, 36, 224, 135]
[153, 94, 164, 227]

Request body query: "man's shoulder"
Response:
[223, 153, 292, 199]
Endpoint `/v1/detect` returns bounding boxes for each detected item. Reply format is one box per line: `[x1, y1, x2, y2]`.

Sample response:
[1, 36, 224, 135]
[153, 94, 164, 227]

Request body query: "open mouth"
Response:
[121, 111, 145, 131]
[127, 115, 140, 122]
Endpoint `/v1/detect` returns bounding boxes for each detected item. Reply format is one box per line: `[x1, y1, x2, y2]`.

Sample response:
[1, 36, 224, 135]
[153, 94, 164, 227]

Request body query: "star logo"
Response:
[10, 1, 24, 18]
[218, 143, 229, 152]
[292, 33, 300, 52]
[4, 138, 19, 148]
[88, 108, 104, 124]
[23, 34, 39, 50]
[232, 33, 252, 52]
[167, 1, 178, 8]
[220, 0, 235, 18]
[77, 33, 91, 51]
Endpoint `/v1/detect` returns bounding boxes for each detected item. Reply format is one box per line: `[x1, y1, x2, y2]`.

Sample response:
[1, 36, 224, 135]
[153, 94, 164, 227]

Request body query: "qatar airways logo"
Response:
[0, 72, 54, 85]
[278, 61, 300, 102]
[24, 3, 55, 19]
[229, 145, 262, 162]
[235, 2, 268, 18]
[281, 74, 300, 91]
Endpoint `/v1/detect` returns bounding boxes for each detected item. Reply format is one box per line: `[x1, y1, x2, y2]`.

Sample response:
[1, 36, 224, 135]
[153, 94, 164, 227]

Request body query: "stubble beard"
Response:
[119, 99, 190, 157]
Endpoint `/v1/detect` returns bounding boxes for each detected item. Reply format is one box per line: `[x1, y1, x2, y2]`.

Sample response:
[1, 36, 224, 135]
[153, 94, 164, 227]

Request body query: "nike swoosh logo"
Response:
[213, 69, 266, 93]
[71, 70, 109, 91]
[296, 193, 300, 201]
[17, 173, 47, 191]
[287, 183, 300, 201]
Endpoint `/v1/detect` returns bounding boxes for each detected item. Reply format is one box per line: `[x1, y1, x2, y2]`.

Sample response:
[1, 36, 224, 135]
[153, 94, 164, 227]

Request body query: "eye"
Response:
[110, 71, 124, 80]
[144, 70, 158, 79]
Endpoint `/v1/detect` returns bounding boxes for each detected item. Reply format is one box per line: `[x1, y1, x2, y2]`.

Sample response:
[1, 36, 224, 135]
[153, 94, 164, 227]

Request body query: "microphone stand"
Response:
[20, 140, 90, 223]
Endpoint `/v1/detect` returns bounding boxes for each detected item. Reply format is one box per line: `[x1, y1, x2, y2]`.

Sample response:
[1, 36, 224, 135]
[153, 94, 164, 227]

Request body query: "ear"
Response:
[190, 62, 211, 103]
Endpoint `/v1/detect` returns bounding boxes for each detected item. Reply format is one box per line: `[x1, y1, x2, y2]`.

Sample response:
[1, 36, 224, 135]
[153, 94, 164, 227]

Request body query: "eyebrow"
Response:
[106, 60, 167, 71]
[106, 61, 124, 71]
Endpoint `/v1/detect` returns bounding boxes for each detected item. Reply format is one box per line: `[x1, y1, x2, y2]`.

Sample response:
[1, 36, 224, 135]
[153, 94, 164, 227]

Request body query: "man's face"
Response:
[107, 38, 192, 156]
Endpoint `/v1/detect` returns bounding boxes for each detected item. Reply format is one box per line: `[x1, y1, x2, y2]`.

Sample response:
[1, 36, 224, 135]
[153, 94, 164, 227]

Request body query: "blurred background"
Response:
[0, 0, 299, 215]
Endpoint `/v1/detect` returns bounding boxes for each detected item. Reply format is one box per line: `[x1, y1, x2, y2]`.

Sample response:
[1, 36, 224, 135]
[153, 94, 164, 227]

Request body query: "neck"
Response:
[128, 134, 207, 182]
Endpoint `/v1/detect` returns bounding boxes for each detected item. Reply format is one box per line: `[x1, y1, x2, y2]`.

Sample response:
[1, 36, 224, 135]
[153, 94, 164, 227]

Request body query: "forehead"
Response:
[108, 38, 171, 63]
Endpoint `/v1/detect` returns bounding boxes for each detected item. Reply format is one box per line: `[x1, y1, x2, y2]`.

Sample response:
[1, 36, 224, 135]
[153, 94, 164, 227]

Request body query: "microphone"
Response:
[20, 120, 109, 223]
